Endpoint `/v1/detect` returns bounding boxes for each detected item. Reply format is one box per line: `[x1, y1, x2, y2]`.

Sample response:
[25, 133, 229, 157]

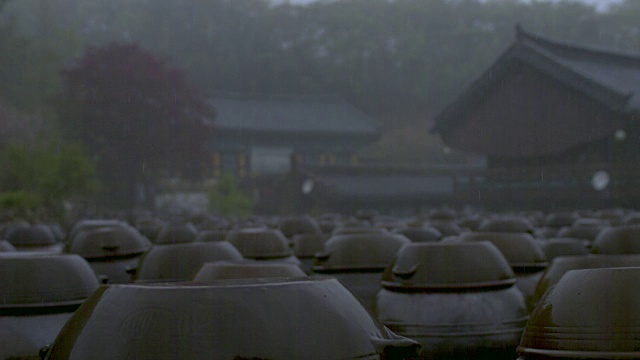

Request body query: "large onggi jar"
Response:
[43, 278, 421, 359]
[0, 253, 100, 359]
[374, 242, 528, 360]
[518, 267, 640, 359]
[70, 224, 152, 283]
[312, 232, 410, 310]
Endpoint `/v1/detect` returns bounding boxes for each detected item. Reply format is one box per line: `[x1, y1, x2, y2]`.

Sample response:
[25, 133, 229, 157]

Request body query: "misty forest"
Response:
[1, 0, 640, 214]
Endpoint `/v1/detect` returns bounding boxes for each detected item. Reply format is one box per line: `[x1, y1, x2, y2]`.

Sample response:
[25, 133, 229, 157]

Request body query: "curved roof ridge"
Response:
[211, 91, 342, 103]
[515, 25, 640, 67]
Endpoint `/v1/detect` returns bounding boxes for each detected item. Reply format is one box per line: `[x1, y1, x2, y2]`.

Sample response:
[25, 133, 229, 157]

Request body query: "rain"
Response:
[2, 0, 640, 358]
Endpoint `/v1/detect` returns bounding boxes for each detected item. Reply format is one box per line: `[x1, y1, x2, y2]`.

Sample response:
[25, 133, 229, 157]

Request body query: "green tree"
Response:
[208, 172, 253, 217]
[0, 142, 99, 215]
[58, 42, 215, 208]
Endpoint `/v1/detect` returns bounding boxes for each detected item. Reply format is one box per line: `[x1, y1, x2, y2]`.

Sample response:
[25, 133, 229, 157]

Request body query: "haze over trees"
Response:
[1, 0, 640, 209]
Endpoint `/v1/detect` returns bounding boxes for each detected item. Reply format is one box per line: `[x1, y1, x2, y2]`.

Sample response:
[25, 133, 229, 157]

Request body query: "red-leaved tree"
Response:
[58, 42, 215, 208]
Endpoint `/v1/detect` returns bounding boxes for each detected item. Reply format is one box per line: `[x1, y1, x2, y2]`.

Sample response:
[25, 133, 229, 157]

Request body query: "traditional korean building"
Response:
[281, 163, 475, 215]
[431, 26, 640, 209]
[208, 93, 381, 179]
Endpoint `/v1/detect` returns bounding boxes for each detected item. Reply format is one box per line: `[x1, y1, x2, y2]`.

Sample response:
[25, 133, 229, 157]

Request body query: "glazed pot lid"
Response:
[392, 226, 442, 243]
[155, 222, 198, 244]
[313, 233, 410, 271]
[381, 242, 516, 290]
[519, 267, 640, 358]
[0, 240, 16, 252]
[45, 278, 420, 359]
[68, 219, 127, 243]
[556, 226, 602, 242]
[478, 216, 534, 233]
[331, 226, 386, 236]
[544, 212, 580, 228]
[458, 232, 548, 269]
[425, 220, 463, 236]
[537, 238, 590, 261]
[5, 224, 59, 247]
[193, 261, 306, 281]
[292, 234, 330, 258]
[0, 253, 99, 308]
[591, 226, 640, 254]
[136, 241, 244, 281]
[70, 225, 152, 258]
[278, 216, 321, 238]
[224, 228, 292, 259]
[194, 230, 228, 242]
[534, 254, 640, 302]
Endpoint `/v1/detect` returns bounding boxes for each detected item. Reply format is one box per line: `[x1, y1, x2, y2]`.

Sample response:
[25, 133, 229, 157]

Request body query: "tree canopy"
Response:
[3, 0, 640, 166]
[58, 42, 215, 207]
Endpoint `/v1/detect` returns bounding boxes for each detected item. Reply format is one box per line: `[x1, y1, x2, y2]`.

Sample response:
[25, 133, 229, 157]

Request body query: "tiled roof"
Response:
[433, 26, 640, 134]
[209, 93, 381, 136]
[299, 164, 478, 201]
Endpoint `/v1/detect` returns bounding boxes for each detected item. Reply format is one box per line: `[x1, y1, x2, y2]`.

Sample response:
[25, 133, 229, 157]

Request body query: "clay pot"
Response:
[0, 253, 100, 359]
[278, 215, 321, 239]
[458, 232, 548, 312]
[155, 222, 198, 244]
[592, 208, 625, 226]
[292, 233, 330, 272]
[194, 229, 228, 242]
[534, 254, 640, 302]
[134, 216, 164, 241]
[556, 225, 603, 242]
[622, 212, 640, 225]
[70, 224, 152, 283]
[312, 233, 410, 310]
[375, 242, 528, 360]
[43, 278, 421, 359]
[426, 207, 457, 221]
[5, 224, 65, 253]
[544, 212, 579, 228]
[224, 227, 301, 265]
[456, 216, 484, 232]
[193, 261, 306, 281]
[591, 225, 640, 254]
[479, 216, 534, 234]
[425, 220, 463, 236]
[393, 226, 442, 243]
[0, 240, 16, 252]
[518, 267, 640, 359]
[331, 226, 386, 236]
[537, 238, 589, 261]
[136, 241, 244, 282]
[68, 219, 127, 243]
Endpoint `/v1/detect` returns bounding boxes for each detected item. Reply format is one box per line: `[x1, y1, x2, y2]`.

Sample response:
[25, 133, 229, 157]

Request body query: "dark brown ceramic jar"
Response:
[224, 227, 301, 265]
[312, 233, 410, 310]
[0, 253, 100, 359]
[375, 242, 528, 360]
[457, 232, 548, 312]
[193, 261, 307, 281]
[5, 224, 66, 253]
[533, 254, 640, 302]
[70, 224, 152, 283]
[44, 278, 421, 359]
[136, 241, 244, 282]
[155, 221, 198, 244]
[537, 238, 589, 261]
[292, 233, 330, 273]
[591, 225, 640, 254]
[518, 267, 640, 359]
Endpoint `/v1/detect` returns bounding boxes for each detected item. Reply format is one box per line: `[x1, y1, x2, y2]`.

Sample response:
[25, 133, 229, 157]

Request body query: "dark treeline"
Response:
[3, 0, 640, 129]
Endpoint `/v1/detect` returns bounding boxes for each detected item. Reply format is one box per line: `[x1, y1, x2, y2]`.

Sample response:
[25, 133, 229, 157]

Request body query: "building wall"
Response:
[444, 62, 625, 160]
[210, 131, 368, 178]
